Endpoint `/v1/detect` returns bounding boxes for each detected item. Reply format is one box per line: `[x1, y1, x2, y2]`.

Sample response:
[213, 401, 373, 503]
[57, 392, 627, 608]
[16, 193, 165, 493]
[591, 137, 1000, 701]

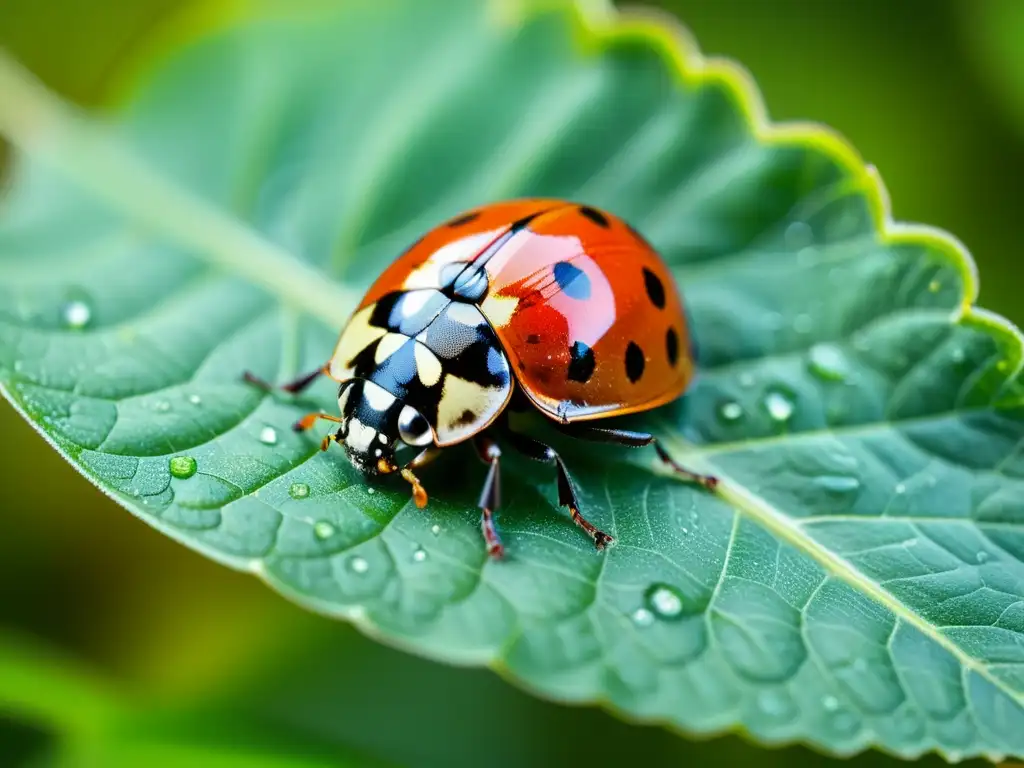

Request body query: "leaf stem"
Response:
[0, 50, 358, 330]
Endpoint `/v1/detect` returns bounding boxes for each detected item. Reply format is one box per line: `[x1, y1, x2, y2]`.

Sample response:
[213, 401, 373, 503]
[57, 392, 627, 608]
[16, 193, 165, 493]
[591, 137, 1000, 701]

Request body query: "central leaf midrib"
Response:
[651, 439, 1023, 709]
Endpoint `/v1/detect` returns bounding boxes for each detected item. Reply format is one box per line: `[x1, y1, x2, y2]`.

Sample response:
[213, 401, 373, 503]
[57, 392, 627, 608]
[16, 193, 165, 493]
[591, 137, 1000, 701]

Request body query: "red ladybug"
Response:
[245, 199, 717, 558]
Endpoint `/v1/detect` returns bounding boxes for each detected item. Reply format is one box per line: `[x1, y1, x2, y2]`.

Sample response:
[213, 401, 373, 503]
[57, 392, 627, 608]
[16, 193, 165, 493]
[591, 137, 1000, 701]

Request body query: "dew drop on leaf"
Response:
[412, 546, 428, 563]
[929, 279, 941, 293]
[259, 426, 279, 445]
[816, 475, 860, 494]
[784, 221, 812, 248]
[168, 455, 197, 479]
[717, 400, 744, 423]
[807, 343, 848, 382]
[188, 394, 202, 405]
[763, 388, 795, 422]
[289, 482, 310, 499]
[755, 689, 798, 724]
[313, 520, 335, 539]
[347, 555, 369, 575]
[827, 708, 860, 737]
[154, 400, 171, 413]
[366, 487, 375, 495]
[821, 695, 840, 711]
[61, 298, 92, 329]
[738, 372, 755, 388]
[894, 482, 906, 495]
[951, 347, 965, 364]
[631, 608, 654, 628]
[644, 583, 685, 620]
[431, 524, 441, 536]
[977, 551, 990, 564]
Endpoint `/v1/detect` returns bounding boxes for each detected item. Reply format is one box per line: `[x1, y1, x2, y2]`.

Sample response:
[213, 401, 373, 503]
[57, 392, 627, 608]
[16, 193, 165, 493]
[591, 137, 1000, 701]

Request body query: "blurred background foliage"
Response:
[1, 0, 1022, 765]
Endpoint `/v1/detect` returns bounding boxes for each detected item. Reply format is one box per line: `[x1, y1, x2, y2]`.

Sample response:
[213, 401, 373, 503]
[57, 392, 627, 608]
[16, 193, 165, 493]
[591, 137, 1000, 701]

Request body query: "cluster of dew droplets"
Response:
[631, 583, 686, 627]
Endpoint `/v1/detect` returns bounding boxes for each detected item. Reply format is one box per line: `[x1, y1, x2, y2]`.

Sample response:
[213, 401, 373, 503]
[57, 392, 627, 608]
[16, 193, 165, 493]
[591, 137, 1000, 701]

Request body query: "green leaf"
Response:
[1, 0, 1023, 760]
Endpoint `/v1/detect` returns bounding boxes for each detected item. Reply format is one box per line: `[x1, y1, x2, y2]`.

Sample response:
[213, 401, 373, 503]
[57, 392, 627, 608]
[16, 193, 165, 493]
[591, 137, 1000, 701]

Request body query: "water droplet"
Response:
[169, 455, 197, 479]
[906, 537, 919, 548]
[348, 555, 369, 574]
[188, 394, 202, 405]
[259, 426, 278, 445]
[313, 520, 335, 539]
[976, 550, 990, 564]
[61, 298, 92, 329]
[755, 689, 798, 724]
[412, 547, 427, 563]
[894, 482, 906, 495]
[793, 313, 813, 334]
[929, 280, 941, 293]
[366, 487, 375, 495]
[631, 608, 654, 627]
[738, 372, 755, 388]
[763, 388, 795, 422]
[717, 400, 743, 423]
[784, 221, 813, 248]
[644, 583, 685, 620]
[951, 347, 965, 364]
[289, 482, 310, 499]
[817, 475, 861, 494]
[807, 344, 848, 382]
[431, 524, 441, 536]
[828, 708, 860, 737]
[822, 695, 840, 711]
[154, 400, 171, 413]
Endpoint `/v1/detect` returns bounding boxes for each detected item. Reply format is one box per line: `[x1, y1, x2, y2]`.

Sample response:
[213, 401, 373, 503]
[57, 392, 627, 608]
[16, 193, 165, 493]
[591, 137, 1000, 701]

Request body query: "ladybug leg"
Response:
[501, 429, 614, 551]
[554, 424, 718, 491]
[399, 446, 441, 509]
[473, 436, 505, 559]
[243, 364, 329, 395]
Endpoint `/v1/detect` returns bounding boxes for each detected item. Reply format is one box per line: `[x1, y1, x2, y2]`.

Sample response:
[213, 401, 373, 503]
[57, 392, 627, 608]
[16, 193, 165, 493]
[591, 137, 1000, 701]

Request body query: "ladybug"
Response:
[245, 199, 717, 558]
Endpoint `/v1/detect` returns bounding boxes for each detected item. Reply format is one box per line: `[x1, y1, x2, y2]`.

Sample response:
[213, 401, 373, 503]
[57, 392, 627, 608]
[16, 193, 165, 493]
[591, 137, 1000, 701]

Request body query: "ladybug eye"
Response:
[397, 405, 432, 447]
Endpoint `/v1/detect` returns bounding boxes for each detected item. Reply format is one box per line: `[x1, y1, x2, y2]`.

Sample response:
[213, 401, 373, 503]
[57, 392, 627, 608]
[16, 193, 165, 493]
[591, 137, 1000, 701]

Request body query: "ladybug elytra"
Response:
[245, 199, 717, 558]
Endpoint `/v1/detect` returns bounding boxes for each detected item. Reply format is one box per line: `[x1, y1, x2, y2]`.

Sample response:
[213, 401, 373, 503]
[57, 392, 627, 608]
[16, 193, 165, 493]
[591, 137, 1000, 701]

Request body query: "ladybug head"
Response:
[336, 379, 434, 477]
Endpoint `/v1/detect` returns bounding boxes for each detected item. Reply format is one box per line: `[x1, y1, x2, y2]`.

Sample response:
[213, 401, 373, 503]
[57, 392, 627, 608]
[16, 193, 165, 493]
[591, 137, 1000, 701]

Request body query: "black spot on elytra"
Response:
[456, 409, 477, 426]
[579, 206, 610, 228]
[567, 341, 595, 383]
[643, 267, 666, 309]
[526, 334, 541, 344]
[625, 342, 645, 383]
[447, 211, 480, 227]
[666, 327, 679, 366]
[553, 261, 591, 300]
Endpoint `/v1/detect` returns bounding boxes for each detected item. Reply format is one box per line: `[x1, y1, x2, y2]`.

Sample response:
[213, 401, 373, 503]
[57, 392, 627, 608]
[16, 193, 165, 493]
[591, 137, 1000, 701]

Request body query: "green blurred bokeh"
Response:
[2, 0, 1022, 765]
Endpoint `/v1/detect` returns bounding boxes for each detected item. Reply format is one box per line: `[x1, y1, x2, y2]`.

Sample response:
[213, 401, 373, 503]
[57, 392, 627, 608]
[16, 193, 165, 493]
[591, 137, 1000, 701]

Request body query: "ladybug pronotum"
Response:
[245, 199, 717, 558]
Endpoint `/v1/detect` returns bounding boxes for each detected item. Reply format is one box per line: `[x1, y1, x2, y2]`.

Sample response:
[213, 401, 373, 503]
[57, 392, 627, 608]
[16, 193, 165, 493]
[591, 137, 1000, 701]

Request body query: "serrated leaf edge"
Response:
[0, 0, 1021, 761]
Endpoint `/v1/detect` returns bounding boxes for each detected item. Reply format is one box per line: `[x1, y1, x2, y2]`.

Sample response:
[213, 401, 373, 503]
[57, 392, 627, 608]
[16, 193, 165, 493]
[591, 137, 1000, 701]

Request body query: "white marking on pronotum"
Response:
[374, 332, 407, 364]
[446, 302, 484, 327]
[399, 290, 432, 319]
[413, 342, 443, 387]
[378, 433, 389, 444]
[362, 381, 397, 412]
[345, 418, 377, 451]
